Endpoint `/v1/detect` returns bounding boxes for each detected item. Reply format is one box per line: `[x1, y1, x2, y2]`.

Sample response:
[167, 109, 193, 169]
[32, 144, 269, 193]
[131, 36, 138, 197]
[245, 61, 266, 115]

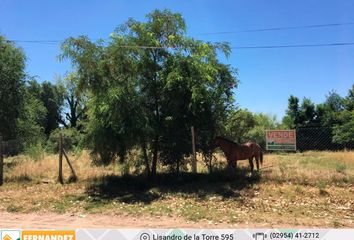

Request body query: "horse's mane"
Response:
[215, 136, 240, 146]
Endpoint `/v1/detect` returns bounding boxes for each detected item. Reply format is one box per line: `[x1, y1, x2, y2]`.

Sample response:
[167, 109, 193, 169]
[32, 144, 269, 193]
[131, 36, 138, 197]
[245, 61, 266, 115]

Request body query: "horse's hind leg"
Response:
[248, 158, 254, 172]
[255, 155, 260, 171]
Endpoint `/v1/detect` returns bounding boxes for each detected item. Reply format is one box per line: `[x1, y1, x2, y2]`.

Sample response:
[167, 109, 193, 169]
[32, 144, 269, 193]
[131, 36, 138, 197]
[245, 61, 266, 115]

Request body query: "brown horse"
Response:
[211, 136, 263, 171]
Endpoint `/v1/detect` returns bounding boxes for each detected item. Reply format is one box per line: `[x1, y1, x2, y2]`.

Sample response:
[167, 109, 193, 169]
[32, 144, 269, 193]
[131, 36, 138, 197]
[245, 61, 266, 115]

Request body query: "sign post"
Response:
[266, 130, 296, 151]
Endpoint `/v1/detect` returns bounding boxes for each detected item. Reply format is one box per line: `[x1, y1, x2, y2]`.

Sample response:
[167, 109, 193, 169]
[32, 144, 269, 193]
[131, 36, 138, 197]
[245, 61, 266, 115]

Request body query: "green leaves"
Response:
[283, 85, 354, 146]
[60, 9, 238, 171]
[332, 111, 354, 145]
[0, 36, 26, 139]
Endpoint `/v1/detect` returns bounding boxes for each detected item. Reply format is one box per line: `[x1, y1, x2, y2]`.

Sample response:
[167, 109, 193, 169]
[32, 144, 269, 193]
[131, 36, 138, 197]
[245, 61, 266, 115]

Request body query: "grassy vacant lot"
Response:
[0, 150, 353, 227]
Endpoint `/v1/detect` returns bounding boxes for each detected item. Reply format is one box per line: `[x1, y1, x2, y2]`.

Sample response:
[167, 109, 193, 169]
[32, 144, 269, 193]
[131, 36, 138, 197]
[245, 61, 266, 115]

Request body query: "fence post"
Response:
[191, 126, 197, 173]
[63, 149, 78, 182]
[58, 132, 64, 184]
[0, 135, 3, 186]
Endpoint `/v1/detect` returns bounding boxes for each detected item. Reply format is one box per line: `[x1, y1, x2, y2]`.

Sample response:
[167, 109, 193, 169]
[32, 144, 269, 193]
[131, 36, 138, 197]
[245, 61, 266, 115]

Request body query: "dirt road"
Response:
[0, 212, 285, 229]
[0, 212, 232, 228]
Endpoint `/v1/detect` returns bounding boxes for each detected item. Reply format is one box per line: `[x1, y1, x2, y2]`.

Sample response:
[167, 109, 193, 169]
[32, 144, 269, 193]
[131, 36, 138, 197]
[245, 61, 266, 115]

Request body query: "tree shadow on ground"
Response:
[85, 167, 261, 204]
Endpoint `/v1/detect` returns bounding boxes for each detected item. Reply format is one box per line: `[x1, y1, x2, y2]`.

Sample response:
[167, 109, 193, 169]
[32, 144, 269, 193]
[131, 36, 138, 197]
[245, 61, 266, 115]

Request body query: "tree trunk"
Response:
[151, 136, 159, 176]
[142, 141, 150, 175]
[151, 50, 160, 177]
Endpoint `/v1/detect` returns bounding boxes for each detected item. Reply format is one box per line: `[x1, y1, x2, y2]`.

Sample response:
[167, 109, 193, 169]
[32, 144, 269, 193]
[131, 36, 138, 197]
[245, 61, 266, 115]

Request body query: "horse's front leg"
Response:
[227, 156, 237, 170]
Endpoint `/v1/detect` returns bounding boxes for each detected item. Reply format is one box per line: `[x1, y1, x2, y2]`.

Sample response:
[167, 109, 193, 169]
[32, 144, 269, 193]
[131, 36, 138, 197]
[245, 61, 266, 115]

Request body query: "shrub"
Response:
[24, 143, 45, 161]
[316, 180, 327, 195]
[47, 128, 83, 153]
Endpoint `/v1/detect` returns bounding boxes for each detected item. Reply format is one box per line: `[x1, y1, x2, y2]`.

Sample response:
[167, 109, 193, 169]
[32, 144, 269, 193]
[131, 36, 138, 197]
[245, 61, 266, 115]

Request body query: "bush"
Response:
[24, 143, 45, 161]
[316, 180, 327, 195]
[47, 128, 83, 153]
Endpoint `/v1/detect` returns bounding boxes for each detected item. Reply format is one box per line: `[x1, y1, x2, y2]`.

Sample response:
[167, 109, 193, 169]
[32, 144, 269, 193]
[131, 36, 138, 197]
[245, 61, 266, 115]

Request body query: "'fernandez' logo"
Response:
[1, 230, 21, 240]
[22, 231, 75, 240]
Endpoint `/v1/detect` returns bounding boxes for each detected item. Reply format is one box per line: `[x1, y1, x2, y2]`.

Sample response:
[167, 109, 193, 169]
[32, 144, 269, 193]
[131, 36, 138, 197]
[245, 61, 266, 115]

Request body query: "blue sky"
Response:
[1, 0, 353, 120]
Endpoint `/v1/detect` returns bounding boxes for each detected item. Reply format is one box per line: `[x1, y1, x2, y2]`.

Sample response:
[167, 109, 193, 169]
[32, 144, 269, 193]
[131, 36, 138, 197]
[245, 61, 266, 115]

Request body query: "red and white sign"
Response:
[266, 130, 296, 151]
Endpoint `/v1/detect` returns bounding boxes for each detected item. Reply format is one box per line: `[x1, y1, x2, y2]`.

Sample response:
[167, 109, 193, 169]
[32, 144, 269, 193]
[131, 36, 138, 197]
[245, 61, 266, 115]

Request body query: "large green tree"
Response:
[60, 9, 237, 174]
[320, 91, 345, 126]
[58, 73, 87, 130]
[282, 86, 354, 148]
[282, 96, 318, 128]
[344, 85, 354, 111]
[17, 87, 47, 146]
[0, 36, 26, 139]
[282, 95, 300, 128]
[26, 79, 65, 136]
[332, 85, 354, 146]
[332, 110, 354, 146]
[224, 109, 255, 143]
[224, 109, 278, 148]
[246, 113, 278, 148]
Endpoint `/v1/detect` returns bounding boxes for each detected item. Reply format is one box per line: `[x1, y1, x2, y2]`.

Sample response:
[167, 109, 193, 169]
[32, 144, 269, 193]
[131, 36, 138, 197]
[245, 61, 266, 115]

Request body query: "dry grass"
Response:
[4, 151, 114, 183]
[0, 150, 353, 227]
[261, 151, 354, 186]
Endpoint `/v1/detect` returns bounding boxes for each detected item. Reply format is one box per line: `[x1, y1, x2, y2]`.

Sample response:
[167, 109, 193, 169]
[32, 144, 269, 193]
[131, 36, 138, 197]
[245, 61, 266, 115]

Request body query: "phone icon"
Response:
[253, 233, 266, 240]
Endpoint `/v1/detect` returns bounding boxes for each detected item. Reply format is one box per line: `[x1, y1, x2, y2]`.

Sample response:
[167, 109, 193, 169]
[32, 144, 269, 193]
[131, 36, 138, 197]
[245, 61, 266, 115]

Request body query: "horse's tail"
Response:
[260, 148, 263, 165]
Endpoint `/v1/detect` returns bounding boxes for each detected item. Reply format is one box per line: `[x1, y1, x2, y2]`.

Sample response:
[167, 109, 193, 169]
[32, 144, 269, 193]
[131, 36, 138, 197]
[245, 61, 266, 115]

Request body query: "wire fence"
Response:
[296, 126, 354, 151]
[0, 127, 353, 156]
[0, 134, 78, 185]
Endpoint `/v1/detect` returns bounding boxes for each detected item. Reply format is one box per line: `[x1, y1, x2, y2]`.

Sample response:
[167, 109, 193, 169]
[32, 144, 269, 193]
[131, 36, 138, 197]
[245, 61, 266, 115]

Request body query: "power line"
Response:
[7, 39, 354, 49]
[6, 21, 354, 44]
[231, 42, 354, 49]
[7, 40, 62, 44]
[197, 22, 354, 35]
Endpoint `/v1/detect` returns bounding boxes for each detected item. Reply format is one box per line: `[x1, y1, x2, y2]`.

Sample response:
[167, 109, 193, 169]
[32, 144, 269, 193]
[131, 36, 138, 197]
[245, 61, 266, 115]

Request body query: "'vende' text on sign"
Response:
[266, 130, 296, 151]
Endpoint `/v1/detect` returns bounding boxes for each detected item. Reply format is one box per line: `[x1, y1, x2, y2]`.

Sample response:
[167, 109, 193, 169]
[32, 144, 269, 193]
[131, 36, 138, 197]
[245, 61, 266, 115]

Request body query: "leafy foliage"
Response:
[47, 127, 84, 153]
[27, 79, 65, 136]
[246, 113, 278, 148]
[17, 89, 47, 146]
[58, 73, 87, 130]
[332, 85, 354, 145]
[60, 9, 237, 173]
[283, 85, 354, 146]
[224, 109, 255, 143]
[332, 110, 354, 145]
[0, 36, 26, 139]
[224, 109, 278, 148]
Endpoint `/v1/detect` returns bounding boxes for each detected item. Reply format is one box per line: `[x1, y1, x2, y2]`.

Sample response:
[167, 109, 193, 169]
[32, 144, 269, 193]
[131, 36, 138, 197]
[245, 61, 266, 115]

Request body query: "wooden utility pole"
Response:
[58, 132, 64, 184]
[191, 126, 197, 173]
[0, 135, 3, 186]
